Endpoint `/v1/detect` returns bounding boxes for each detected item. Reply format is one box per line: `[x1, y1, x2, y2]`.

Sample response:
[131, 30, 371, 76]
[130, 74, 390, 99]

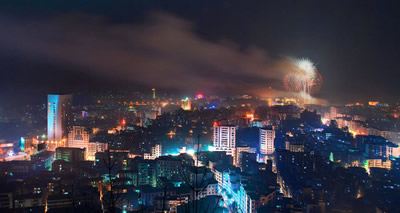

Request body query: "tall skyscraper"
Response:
[260, 127, 275, 155]
[181, 97, 191, 111]
[47, 94, 73, 143]
[213, 125, 236, 156]
[330, 106, 337, 120]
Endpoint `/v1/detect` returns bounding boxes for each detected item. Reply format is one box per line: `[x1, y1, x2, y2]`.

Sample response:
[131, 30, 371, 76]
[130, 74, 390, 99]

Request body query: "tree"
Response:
[100, 145, 127, 213]
[178, 134, 222, 213]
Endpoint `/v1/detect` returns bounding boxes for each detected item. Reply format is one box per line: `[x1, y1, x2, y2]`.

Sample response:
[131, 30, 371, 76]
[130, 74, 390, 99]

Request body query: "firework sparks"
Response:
[295, 58, 316, 74]
[283, 58, 323, 103]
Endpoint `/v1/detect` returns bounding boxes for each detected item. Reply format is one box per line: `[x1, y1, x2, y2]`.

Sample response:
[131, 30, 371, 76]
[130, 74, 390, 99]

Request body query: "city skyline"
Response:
[0, 1, 400, 213]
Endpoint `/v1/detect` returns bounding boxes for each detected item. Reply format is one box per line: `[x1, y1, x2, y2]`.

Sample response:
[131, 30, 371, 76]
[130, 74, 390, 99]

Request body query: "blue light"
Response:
[20, 137, 25, 150]
[47, 95, 59, 141]
[47, 94, 72, 141]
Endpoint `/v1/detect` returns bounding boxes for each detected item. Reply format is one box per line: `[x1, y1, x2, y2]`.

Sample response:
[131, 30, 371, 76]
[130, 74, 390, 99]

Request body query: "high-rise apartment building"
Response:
[144, 144, 162, 160]
[156, 156, 182, 182]
[213, 125, 236, 156]
[260, 127, 275, 155]
[138, 160, 157, 187]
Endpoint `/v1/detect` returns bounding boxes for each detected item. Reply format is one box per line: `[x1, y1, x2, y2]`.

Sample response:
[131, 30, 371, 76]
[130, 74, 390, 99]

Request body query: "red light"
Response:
[122, 120, 126, 125]
[196, 93, 204, 99]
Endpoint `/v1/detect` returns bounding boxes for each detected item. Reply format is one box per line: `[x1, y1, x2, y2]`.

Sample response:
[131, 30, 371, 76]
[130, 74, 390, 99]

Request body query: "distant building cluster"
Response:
[0, 92, 400, 212]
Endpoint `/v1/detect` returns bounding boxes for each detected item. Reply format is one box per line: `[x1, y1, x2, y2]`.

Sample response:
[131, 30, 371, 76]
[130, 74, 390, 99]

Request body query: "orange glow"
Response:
[346, 102, 364, 107]
[349, 130, 366, 137]
[161, 102, 168, 107]
[286, 132, 294, 137]
[246, 113, 254, 121]
[167, 130, 176, 136]
[349, 130, 357, 137]
[122, 119, 126, 125]
[368, 101, 379, 106]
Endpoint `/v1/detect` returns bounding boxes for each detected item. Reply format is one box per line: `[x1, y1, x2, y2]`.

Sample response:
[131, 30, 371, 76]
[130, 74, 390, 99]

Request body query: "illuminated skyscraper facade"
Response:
[68, 126, 89, 149]
[181, 97, 191, 111]
[47, 94, 73, 143]
[213, 125, 236, 156]
[260, 127, 275, 155]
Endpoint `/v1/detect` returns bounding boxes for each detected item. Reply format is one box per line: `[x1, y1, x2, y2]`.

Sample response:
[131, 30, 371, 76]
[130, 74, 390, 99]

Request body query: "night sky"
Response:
[1, 0, 400, 105]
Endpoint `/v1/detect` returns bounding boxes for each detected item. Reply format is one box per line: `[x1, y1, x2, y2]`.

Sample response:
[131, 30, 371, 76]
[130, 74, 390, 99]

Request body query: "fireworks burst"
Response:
[283, 58, 323, 98]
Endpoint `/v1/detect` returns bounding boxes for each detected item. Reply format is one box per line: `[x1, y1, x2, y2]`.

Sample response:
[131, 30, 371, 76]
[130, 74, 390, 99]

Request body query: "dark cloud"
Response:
[0, 12, 294, 98]
[1, 1, 400, 105]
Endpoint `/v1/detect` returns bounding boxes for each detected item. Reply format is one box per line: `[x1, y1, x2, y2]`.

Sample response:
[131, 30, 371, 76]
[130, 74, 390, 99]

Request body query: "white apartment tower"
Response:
[260, 127, 275, 155]
[144, 144, 162, 160]
[213, 125, 236, 156]
[152, 144, 162, 159]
